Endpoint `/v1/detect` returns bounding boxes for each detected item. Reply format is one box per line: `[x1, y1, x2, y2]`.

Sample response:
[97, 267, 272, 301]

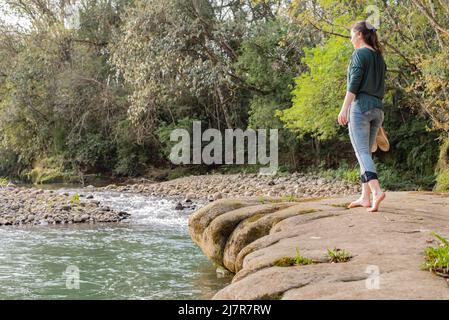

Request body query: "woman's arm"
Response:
[338, 91, 356, 126]
[339, 50, 364, 126]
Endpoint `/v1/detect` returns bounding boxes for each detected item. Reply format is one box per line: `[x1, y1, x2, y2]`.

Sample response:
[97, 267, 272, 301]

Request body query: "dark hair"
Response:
[351, 21, 383, 55]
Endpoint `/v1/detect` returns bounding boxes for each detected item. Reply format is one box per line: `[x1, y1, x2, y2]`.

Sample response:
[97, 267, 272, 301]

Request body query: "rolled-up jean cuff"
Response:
[361, 171, 378, 183]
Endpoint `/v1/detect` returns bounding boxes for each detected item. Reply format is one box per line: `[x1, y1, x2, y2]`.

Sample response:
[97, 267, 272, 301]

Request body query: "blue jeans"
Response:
[348, 102, 384, 183]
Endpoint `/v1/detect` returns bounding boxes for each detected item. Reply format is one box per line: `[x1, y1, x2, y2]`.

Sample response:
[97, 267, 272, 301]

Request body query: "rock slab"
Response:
[189, 192, 449, 300]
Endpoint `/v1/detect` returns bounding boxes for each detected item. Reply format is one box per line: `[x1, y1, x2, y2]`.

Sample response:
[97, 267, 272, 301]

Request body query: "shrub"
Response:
[435, 169, 449, 192]
[23, 156, 67, 184]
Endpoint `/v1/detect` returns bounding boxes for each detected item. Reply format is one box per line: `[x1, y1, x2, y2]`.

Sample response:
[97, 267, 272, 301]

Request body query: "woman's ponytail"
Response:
[351, 21, 383, 55]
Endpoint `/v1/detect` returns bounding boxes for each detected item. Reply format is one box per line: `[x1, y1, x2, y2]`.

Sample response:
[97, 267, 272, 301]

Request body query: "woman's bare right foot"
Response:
[348, 198, 371, 209]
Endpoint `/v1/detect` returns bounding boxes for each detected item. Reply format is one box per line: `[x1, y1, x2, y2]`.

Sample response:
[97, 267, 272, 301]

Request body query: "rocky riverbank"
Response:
[0, 171, 360, 227]
[97, 172, 361, 202]
[189, 192, 449, 300]
[0, 186, 130, 226]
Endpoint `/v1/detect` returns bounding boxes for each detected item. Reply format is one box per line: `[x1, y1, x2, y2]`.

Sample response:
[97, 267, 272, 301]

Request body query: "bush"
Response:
[0, 148, 18, 177]
[317, 160, 360, 184]
[113, 141, 152, 177]
[156, 117, 199, 160]
[69, 134, 116, 173]
[0, 177, 9, 187]
[277, 37, 352, 141]
[435, 137, 449, 192]
[23, 156, 67, 184]
[435, 169, 449, 192]
[377, 163, 435, 191]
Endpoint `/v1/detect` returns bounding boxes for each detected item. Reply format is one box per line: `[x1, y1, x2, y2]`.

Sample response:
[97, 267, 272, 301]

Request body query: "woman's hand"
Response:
[339, 91, 356, 126]
[338, 106, 349, 126]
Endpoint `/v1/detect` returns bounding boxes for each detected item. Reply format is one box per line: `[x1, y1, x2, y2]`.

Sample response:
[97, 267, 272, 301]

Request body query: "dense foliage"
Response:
[0, 0, 447, 190]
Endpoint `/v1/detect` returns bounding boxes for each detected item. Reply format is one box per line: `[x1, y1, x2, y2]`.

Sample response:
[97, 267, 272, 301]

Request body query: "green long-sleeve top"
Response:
[347, 47, 387, 112]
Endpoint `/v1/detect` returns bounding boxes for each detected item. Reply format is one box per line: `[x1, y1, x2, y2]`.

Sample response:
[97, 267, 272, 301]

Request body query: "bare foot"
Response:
[348, 198, 371, 209]
[367, 192, 386, 212]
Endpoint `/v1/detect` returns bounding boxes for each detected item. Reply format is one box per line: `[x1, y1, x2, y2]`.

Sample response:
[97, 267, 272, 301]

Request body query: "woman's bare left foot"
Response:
[348, 199, 371, 209]
[367, 192, 386, 212]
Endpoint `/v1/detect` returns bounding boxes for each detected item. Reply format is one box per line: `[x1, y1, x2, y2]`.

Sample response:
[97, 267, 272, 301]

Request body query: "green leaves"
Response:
[278, 36, 352, 141]
[0, 177, 9, 188]
[70, 193, 81, 206]
[294, 248, 314, 265]
[0, 0, 448, 186]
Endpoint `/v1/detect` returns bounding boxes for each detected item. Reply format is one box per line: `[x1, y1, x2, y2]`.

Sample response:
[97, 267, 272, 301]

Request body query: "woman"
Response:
[338, 21, 387, 212]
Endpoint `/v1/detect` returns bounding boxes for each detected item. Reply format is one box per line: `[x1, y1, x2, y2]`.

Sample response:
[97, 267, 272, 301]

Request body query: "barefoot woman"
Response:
[338, 21, 387, 212]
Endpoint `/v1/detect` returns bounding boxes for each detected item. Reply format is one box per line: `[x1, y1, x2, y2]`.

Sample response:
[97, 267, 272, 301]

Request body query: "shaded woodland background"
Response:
[0, 0, 448, 191]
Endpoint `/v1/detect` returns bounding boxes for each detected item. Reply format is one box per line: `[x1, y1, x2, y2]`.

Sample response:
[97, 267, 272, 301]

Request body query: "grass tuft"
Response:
[273, 248, 315, 267]
[423, 233, 449, 278]
[70, 193, 81, 206]
[327, 248, 351, 263]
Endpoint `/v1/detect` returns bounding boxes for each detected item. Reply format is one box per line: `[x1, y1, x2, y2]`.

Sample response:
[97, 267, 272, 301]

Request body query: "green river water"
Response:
[0, 189, 231, 299]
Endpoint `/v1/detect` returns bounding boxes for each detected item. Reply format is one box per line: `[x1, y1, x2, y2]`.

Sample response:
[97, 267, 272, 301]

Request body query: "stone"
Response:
[216, 266, 233, 278]
[213, 192, 223, 200]
[267, 191, 276, 197]
[118, 211, 130, 217]
[175, 202, 184, 210]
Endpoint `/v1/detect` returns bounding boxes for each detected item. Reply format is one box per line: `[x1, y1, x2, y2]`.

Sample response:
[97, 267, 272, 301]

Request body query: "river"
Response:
[0, 188, 231, 299]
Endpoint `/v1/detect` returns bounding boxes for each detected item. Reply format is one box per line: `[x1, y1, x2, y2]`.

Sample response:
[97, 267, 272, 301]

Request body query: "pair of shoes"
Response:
[371, 128, 390, 153]
[347, 199, 371, 209]
[367, 192, 386, 213]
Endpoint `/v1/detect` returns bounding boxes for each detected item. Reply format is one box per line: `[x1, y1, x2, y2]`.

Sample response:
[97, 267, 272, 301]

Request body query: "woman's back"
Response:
[347, 47, 387, 112]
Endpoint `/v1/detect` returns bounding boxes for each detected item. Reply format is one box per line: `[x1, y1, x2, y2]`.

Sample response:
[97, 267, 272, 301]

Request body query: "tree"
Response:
[277, 36, 352, 140]
[111, 0, 289, 135]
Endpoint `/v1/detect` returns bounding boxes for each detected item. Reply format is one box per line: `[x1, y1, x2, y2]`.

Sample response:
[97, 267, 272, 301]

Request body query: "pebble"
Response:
[175, 202, 184, 210]
[213, 192, 223, 200]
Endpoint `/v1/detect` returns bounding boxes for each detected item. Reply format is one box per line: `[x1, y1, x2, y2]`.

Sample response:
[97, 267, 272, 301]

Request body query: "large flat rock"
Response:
[189, 192, 449, 299]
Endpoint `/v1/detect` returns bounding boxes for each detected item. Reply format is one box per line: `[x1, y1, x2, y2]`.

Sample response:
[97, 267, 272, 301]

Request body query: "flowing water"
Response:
[0, 189, 231, 299]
